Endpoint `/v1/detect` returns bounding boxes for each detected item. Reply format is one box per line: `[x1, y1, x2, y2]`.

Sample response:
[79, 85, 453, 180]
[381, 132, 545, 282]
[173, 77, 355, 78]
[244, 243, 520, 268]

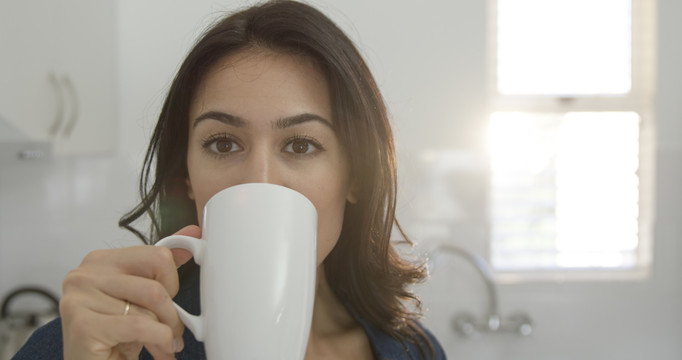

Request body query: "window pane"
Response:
[497, 0, 632, 95]
[489, 112, 640, 270]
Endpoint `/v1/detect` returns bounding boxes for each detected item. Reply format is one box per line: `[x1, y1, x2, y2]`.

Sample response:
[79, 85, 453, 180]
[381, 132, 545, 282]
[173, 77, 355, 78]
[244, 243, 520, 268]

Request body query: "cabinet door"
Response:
[0, 0, 117, 155]
[0, 1, 61, 140]
[53, 0, 117, 155]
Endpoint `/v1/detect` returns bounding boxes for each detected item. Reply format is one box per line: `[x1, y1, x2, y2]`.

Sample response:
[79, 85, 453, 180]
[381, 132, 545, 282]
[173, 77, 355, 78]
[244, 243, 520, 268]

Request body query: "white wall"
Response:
[1, 1, 680, 359]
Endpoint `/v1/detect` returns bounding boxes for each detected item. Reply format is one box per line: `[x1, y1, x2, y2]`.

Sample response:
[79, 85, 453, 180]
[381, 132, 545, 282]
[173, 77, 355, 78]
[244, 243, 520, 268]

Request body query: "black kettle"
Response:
[0, 287, 59, 359]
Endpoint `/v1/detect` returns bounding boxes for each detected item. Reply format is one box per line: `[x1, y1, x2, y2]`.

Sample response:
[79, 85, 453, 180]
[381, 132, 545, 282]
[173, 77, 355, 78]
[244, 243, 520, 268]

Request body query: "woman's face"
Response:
[186, 49, 353, 266]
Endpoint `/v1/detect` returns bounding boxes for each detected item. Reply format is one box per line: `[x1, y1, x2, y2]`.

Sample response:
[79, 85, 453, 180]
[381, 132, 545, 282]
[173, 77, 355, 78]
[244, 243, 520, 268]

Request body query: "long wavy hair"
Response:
[119, 0, 432, 356]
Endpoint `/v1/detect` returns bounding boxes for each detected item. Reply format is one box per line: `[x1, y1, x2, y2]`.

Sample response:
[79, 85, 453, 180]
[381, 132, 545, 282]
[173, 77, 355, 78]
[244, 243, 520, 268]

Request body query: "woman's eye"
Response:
[203, 136, 242, 155]
[284, 138, 322, 155]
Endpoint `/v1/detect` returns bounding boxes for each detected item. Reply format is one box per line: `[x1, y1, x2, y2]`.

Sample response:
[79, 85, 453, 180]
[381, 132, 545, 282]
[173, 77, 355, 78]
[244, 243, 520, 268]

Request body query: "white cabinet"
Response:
[0, 1, 117, 155]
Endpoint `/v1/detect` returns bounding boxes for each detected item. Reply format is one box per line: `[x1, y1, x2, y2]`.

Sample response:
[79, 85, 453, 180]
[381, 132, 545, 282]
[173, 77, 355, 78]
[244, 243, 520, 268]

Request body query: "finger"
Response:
[64, 310, 176, 358]
[69, 271, 184, 339]
[62, 295, 178, 359]
[62, 265, 184, 344]
[80, 246, 180, 297]
[114, 342, 144, 359]
[99, 274, 183, 338]
[61, 282, 155, 320]
[172, 224, 201, 238]
[171, 248, 193, 268]
[109, 312, 176, 354]
[145, 342, 183, 360]
[168, 225, 202, 267]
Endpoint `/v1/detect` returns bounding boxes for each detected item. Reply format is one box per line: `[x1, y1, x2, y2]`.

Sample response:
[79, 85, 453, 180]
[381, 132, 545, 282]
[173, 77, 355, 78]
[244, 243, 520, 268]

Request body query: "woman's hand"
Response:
[60, 225, 199, 360]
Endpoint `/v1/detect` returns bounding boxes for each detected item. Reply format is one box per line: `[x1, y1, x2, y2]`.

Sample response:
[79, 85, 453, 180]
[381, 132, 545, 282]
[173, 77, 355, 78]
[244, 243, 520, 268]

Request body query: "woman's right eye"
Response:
[202, 135, 243, 155]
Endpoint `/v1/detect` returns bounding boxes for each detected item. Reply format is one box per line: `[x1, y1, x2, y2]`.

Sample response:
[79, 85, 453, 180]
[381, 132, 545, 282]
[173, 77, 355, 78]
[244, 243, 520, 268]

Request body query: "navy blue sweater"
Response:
[13, 263, 446, 359]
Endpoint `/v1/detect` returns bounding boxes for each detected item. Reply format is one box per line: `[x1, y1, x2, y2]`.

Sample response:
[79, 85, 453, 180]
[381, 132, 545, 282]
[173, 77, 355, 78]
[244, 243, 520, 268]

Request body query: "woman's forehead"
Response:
[189, 48, 333, 126]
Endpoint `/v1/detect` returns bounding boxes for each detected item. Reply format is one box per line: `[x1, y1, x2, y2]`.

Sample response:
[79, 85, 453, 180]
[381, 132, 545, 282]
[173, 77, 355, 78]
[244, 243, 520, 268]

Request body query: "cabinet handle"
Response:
[48, 72, 66, 137]
[61, 75, 79, 138]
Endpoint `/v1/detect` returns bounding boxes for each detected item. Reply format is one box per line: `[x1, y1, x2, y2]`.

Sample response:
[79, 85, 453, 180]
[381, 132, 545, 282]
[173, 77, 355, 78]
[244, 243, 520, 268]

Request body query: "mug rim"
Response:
[204, 183, 316, 212]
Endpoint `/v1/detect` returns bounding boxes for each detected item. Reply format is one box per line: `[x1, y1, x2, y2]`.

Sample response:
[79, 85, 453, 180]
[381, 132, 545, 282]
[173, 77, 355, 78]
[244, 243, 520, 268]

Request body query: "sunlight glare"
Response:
[497, 0, 632, 95]
[489, 112, 640, 269]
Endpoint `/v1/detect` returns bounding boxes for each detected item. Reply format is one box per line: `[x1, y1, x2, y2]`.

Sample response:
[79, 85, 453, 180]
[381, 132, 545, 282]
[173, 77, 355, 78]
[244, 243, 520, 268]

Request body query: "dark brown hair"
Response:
[119, 0, 432, 356]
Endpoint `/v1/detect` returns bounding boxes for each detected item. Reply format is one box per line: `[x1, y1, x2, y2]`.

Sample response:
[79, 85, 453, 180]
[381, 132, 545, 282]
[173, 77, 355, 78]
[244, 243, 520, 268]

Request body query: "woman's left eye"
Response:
[201, 134, 243, 156]
[283, 137, 323, 155]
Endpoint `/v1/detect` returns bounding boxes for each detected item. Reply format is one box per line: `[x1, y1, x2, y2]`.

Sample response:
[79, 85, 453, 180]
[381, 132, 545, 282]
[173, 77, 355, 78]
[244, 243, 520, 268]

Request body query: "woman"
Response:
[14, 1, 446, 359]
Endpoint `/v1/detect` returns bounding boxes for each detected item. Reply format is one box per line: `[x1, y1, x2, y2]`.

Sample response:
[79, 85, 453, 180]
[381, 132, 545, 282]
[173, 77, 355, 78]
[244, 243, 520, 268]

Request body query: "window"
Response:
[488, 0, 655, 277]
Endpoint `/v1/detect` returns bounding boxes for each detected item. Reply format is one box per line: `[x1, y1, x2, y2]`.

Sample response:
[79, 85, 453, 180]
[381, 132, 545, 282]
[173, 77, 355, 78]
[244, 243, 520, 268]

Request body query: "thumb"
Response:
[169, 225, 202, 267]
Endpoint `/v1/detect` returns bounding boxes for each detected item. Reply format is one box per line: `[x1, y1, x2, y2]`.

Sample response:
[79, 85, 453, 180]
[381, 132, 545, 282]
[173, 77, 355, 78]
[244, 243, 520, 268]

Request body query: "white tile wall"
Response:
[1, 0, 680, 359]
[0, 155, 141, 299]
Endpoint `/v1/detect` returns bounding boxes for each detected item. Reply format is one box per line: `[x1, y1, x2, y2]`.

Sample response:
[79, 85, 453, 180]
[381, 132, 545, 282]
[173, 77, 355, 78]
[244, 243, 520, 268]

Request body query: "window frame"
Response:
[486, 0, 657, 282]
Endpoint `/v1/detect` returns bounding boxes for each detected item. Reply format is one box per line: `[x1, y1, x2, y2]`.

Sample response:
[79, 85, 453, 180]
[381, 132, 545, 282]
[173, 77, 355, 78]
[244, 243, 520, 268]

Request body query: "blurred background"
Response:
[1, 0, 680, 359]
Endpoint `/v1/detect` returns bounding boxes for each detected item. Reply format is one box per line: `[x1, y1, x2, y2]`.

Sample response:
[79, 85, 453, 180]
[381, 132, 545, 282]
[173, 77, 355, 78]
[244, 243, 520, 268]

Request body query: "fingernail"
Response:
[173, 338, 184, 353]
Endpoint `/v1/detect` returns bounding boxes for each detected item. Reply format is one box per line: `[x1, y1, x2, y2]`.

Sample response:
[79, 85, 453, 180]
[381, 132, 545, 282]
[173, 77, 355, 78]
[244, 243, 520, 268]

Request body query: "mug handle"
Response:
[155, 235, 206, 341]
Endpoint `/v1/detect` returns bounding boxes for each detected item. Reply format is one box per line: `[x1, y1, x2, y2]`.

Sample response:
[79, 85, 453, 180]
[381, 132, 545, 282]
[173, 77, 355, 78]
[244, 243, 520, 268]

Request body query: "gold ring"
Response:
[123, 301, 131, 316]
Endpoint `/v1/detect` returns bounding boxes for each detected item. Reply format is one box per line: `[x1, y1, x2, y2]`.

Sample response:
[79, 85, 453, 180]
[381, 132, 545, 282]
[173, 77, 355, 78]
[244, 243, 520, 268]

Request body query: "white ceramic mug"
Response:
[155, 183, 317, 359]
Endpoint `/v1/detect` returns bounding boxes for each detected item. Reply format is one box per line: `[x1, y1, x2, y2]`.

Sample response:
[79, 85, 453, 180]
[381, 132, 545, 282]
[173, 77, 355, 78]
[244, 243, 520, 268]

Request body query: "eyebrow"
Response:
[193, 111, 246, 128]
[193, 111, 333, 130]
[275, 113, 333, 130]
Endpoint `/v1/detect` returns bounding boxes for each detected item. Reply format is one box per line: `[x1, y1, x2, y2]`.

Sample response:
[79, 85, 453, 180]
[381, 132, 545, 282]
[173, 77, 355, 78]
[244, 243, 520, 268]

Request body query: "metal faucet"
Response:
[430, 244, 533, 338]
